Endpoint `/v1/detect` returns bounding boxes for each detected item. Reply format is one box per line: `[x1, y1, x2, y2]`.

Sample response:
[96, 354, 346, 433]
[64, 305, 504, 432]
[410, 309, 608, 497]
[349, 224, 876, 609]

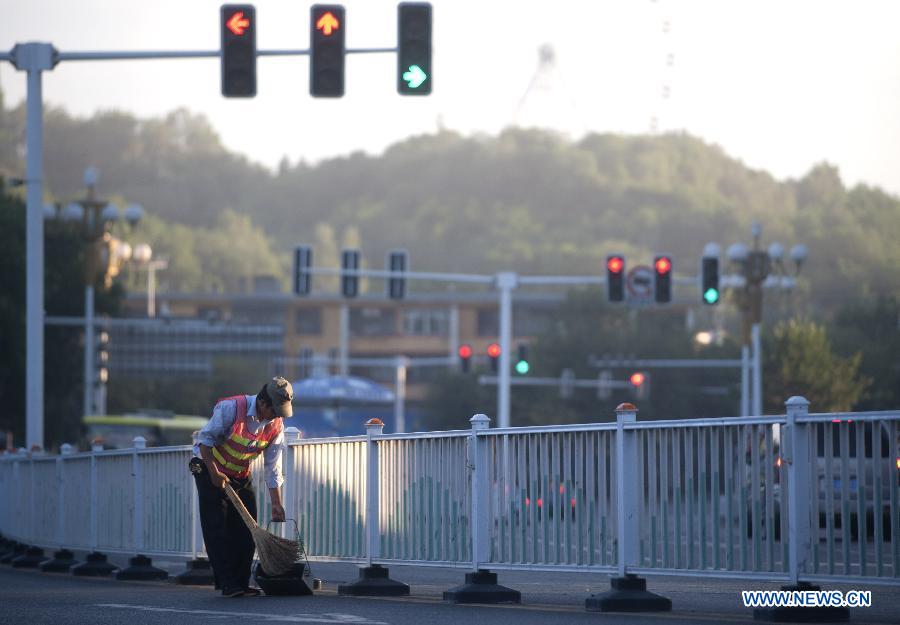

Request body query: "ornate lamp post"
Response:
[50, 167, 143, 417]
[724, 222, 808, 416]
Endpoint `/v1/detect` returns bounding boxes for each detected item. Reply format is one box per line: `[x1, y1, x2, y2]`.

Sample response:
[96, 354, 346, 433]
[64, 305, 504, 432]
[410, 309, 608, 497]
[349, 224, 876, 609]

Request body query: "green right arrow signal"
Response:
[402, 64, 427, 89]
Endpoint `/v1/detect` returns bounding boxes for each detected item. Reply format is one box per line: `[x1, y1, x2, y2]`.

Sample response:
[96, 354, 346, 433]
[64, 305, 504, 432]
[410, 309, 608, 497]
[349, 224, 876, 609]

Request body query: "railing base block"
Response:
[443, 569, 521, 604]
[586, 575, 672, 612]
[11, 546, 49, 569]
[338, 565, 410, 596]
[70, 551, 117, 576]
[40, 549, 79, 573]
[0, 543, 27, 564]
[116, 554, 169, 581]
[753, 583, 850, 623]
[174, 557, 215, 586]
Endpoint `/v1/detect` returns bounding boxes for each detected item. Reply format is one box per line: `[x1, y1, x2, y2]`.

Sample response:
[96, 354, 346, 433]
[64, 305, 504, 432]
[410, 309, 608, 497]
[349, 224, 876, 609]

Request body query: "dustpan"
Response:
[253, 519, 316, 596]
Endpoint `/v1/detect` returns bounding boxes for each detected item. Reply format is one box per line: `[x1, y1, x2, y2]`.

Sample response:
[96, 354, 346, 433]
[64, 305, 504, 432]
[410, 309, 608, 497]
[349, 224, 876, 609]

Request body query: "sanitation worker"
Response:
[190, 376, 293, 597]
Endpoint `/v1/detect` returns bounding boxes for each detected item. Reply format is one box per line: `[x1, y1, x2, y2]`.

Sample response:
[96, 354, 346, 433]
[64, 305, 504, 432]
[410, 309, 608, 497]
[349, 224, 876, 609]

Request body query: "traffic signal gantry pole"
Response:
[2, 40, 398, 451]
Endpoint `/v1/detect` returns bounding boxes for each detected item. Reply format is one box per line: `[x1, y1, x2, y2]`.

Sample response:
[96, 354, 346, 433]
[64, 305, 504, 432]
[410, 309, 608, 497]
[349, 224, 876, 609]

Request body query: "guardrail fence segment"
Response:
[1, 398, 897, 588]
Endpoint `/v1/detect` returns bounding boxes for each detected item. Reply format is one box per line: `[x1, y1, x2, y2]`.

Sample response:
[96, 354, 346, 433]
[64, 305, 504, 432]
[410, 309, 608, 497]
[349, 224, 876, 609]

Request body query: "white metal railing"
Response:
[1, 397, 897, 587]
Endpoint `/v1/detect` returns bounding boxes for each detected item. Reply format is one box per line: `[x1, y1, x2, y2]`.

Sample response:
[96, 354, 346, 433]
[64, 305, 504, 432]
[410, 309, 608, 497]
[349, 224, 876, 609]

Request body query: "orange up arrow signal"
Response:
[316, 11, 340, 36]
[227, 11, 251, 36]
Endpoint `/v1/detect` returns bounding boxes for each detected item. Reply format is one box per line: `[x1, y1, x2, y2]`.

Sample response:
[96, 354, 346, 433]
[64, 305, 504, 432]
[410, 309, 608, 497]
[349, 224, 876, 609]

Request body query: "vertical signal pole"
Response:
[12, 43, 56, 450]
[496, 272, 517, 428]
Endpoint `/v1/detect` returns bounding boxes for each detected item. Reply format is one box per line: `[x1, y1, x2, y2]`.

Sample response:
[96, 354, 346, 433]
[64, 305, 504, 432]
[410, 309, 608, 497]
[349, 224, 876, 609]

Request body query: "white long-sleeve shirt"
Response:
[193, 394, 285, 489]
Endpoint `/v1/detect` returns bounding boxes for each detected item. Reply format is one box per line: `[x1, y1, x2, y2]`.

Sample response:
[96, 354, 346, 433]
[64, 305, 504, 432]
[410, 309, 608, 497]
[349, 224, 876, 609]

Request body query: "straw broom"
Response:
[223, 483, 300, 576]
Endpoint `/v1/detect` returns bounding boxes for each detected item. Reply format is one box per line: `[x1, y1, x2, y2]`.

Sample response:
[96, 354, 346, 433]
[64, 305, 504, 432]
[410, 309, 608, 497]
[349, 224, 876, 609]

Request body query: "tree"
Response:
[763, 319, 869, 413]
[0, 184, 123, 449]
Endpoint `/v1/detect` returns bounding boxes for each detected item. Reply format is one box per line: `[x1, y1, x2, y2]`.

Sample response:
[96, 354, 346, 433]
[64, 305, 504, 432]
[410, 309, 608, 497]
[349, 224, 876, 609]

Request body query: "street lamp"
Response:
[132, 243, 169, 318]
[718, 222, 807, 416]
[50, 167, 143, 418]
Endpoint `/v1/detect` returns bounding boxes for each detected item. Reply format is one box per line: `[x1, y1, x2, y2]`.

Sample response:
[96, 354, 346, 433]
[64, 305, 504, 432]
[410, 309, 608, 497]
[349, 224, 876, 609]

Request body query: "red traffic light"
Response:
[629, 372, 646, 386]
[654, 256, 672, 275]
[487, 343, 501, 358]
[607, 256, 624, 274]
[458, 344, 473, 359]
[226, 10, 251, 35]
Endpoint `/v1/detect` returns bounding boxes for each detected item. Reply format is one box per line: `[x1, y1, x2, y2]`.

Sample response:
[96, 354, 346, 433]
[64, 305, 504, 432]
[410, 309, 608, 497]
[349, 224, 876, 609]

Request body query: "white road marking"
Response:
[95, 604, 388, 624]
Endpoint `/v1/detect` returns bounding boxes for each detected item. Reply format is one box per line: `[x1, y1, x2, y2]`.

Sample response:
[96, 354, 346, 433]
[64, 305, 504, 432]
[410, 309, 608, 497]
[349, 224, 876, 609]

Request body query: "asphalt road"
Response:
[1, 557, 898, 625]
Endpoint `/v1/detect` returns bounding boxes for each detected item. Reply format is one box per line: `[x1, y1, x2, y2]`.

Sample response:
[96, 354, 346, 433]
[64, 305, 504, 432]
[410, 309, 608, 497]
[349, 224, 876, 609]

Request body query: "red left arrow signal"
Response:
[227, 11, 251, 36]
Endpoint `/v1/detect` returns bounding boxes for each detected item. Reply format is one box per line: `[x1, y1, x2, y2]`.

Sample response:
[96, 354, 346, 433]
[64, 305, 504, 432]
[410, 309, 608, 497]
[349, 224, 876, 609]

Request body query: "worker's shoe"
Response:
[242, 587, 262, 597]
[222, 587, 244, 598]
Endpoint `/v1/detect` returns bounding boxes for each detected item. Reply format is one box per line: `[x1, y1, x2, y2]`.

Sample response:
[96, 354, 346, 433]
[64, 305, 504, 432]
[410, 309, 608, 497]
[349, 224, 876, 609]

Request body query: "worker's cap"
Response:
[266, 376, 294, 418]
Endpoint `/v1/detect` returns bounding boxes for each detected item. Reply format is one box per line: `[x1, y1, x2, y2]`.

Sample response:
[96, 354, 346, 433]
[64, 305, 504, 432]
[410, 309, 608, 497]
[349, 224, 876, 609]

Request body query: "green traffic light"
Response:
[515, 360, 530, 375]
[703, 287, 720, 304]
[402, 65, 427, 89]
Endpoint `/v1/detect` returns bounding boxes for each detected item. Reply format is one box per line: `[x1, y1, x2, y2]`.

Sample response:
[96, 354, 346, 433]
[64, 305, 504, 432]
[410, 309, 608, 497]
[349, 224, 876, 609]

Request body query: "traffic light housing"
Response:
[294, 245, 313, 296]
[701, 256, 720, 305]
[458, 344, 472, 373]
[606, 255, 625, 302]
[487, 342, 500, 373]
[221, 4, 257, 97]
[386, 249, 408, 300]
[515, 343, 529, 375]
[397, 3, 432, 95]
[654, 255, 672, 303]
[96, 330, 110, 387]
[341, 248, 359, 297]
[310, 4, 345, 97]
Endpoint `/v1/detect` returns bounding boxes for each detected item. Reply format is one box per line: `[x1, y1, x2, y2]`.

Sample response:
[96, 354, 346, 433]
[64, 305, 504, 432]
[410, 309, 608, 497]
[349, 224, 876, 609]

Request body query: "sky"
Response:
[1, 0, 899, 196]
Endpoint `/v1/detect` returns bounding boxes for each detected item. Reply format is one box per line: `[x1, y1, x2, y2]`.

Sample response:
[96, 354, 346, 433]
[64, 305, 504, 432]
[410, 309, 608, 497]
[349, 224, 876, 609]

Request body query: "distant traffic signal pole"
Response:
[301, 264, 609, 428]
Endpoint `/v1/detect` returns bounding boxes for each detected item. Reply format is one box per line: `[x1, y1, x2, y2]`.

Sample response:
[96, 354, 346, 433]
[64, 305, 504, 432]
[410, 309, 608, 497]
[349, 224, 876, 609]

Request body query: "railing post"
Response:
[470, 413, 491, 569]
[586, 403, 670, 613]
[283, 427, 302, 540]
[116, 435, 167, 581]
[442, 414, 520, 604]
[132, 436, 146, 552]
[337, 418, 409, 597]
[364, 419, 383, 565]
[616, 403, 638, 576]
[785, 396, 811, 584]
[71, 439, 117, 576]
[753, 397, 848, 622]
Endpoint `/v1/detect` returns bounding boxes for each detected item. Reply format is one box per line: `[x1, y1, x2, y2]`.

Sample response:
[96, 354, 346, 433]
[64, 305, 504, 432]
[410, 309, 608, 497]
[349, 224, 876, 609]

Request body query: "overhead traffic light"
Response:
[606, 255, 625, 302]
[310, 4, 345, 97]
[221, 4, 257, 97]
[458, 344, 472, 373]
[294, 245, 313, 296]
[701, 243, 720, 305]
[487, 342, 501, 373]
[515, 343, 529, 375]
[341, 248, 359, 298]
[397, 3, 432, 95]
[386, 249, 408, 300]
[654, 255, 672, 303]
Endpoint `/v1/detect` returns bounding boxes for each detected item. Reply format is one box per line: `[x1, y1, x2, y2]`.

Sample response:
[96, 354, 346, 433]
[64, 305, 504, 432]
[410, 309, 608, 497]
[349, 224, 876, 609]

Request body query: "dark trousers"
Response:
[193, 468, 257, 592]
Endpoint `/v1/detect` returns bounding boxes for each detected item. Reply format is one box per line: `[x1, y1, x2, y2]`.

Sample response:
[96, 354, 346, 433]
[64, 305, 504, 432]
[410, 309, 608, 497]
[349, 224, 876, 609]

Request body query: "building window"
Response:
[294, 308, 322, 335]
[350, 307, 397, 337]
[402, 308, 449, 336]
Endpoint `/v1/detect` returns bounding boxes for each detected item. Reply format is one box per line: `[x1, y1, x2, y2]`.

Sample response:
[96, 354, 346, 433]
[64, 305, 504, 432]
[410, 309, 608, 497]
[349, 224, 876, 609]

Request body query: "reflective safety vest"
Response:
[211, 395, 283, 479]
